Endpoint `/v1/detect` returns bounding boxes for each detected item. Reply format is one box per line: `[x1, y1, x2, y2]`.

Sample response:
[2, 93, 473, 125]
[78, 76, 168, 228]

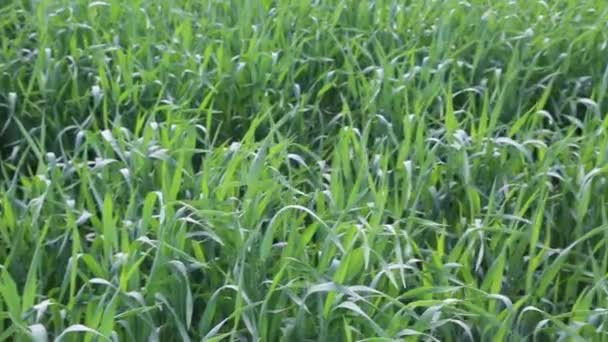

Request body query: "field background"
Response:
[2, 0, 608, 340]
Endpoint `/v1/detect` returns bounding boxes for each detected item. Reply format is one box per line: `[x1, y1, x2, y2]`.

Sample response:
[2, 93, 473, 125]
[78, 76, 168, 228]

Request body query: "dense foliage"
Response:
[2, 0, 608, 340]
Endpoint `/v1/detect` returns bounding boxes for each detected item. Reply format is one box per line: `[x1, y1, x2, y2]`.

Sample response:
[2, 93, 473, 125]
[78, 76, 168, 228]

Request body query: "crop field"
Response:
[1, 0, 608, 340]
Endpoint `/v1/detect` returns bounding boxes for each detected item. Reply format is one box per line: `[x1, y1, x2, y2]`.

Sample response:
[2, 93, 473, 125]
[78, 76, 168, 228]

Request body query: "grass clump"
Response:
[2, 0, 608, 340]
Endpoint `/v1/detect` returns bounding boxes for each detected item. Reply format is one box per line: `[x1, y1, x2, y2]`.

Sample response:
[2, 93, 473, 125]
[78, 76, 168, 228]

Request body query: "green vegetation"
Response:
[2, 0, 608, 340]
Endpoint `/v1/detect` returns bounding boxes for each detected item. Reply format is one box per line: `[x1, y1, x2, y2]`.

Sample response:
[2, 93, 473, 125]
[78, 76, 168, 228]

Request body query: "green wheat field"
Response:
[2, 0, 608, 340]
